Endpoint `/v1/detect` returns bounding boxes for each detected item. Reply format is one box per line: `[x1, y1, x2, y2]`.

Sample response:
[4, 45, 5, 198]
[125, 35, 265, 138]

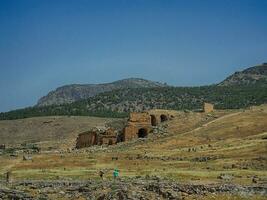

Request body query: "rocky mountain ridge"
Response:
[37, 78, 168, 107]
[1, 63, 267, 120]
[219, 63, 267, 86]
[37, 63, 267, 107]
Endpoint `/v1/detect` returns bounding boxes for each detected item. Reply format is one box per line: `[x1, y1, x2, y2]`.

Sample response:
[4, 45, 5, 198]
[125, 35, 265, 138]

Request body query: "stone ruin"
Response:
[122, 112, 153, 141]
[75, 110, 173, 148]
[122, 111, 172, 142]
[75, 103, 215, 148]
[75, 127, 118, 149]
[203, 102, 214, 113]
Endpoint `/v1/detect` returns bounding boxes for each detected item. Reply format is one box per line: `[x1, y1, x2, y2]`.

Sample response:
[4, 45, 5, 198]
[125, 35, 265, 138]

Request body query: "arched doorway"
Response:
[137, 128, 148, 138]
[150, 115, 157, 126]
[108, 139, 114, 145]
[160, 114, 168, 122]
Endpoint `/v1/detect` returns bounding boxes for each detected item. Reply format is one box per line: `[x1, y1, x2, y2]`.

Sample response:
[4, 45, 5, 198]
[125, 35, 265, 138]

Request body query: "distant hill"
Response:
[37, 64, 267, 107]
[219, 63, 267, 86]
[1, 83, 266, 120]
[1, 63, 267, 120]
[37, 78, 168, 107]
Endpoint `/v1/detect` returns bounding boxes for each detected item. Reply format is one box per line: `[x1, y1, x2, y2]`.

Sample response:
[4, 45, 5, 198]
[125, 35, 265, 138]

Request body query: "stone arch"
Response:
[150, 115, 157, 126]
[137, 128, 148, 138]
[160, 114, 168, 122]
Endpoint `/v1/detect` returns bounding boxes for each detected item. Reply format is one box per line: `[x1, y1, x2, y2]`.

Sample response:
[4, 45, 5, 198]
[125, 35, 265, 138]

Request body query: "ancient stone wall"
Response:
[147, 110, 174, 125]
[100, 137, 117, 145]
[129, 113, 151, 123]
[76, 128, 117, 148]
[98, 128, 117, 145]
[76, 110, 175, 146]
[122, 110, 175, 142]
[76, 131, 97, 149]
[123, 112, 153, 141]
[203, 103, 214, 113]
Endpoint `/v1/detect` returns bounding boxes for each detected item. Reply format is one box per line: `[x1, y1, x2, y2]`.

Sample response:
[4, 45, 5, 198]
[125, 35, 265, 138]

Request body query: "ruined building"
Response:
[122, 110, 172, 142]
[75, 102, 215, 148]
[76, 127, 117, 149]
[203, 102, 214, 113]
[75, 110, 174, 148]
[123, 112, 153, 141]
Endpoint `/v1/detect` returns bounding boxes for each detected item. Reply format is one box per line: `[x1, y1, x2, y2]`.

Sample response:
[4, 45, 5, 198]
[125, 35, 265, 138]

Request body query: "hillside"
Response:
[37, 78, 167, 107]
[1, 63, 267, 120]
[37, 63, 267, 108]
[1, 84, 266, 120]
[219, 63, 267, 86]
[0, 116, 125, 149]
[0, 105, 266, 199]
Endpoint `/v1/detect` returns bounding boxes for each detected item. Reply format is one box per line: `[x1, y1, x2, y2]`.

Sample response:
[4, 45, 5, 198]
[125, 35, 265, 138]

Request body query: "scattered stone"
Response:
[112, 156, 118, 160]
[23, 155, 33, 161]
[217, 173, 233, 181]
[0, 177, 266, 199]
[192, 156, 219, 162]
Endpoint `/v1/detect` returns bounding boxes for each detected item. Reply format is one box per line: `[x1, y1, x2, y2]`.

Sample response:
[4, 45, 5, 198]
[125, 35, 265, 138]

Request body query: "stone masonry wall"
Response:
[203, 103, 214, 113]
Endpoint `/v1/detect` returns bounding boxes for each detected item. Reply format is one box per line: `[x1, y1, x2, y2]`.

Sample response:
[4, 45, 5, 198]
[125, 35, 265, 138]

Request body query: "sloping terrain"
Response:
[219, 63, 267, 86]
[37, 78, 167, 107]
[0, 105, 266, 199]
[0, 105, 266, 180]
[0, 116, 125, 149]
[1, 84, 267, 120]
[37, 63, 267, 108]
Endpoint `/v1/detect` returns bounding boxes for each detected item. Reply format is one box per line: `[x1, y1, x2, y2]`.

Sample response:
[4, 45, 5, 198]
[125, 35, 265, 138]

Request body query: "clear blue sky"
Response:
[0, 0, 266, 112]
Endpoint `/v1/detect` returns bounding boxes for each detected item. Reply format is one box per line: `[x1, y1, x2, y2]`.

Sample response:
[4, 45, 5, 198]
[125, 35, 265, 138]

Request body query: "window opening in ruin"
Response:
[160, 114, 168, 122]
[108, 139, 113, 145]
[137, 128, 148, 138]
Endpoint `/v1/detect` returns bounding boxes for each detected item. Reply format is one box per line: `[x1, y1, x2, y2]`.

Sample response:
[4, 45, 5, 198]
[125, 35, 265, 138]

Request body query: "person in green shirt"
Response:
[113, 168, 119, 180]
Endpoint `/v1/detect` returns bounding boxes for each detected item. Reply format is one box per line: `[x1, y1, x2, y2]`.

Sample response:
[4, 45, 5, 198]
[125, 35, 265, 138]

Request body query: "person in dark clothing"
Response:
[99, 170, 104, 180]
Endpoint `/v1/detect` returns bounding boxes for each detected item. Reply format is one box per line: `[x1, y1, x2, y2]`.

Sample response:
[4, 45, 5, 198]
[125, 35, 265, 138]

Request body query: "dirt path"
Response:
[202, 111, 242, 127]
[182, 111, 242, 135]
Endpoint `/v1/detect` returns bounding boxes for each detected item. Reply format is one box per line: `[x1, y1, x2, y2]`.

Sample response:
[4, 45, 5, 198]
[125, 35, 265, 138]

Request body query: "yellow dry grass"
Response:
[0, 105, 266, 187]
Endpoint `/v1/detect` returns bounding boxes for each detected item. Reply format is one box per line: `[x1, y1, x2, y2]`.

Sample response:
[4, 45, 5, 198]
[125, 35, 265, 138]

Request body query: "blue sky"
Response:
[0, 0, 266, 112]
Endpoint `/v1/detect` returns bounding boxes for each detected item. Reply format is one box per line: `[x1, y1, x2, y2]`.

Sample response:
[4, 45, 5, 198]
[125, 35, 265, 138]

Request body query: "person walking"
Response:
[6, 171, 11, 184]
[113, 168, 119, 180]
[99, 170, 104, 180]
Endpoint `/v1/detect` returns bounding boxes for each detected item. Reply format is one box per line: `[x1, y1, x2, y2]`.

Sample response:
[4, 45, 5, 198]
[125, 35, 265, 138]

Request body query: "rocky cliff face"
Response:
[37, 78, 168, 107]
[219, 63, 267, 86]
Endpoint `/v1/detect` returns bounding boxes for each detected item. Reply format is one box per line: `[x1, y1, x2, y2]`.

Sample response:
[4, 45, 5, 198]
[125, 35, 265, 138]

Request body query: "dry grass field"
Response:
[0, 116, 124, 149]
[0, 105, 266, 199]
